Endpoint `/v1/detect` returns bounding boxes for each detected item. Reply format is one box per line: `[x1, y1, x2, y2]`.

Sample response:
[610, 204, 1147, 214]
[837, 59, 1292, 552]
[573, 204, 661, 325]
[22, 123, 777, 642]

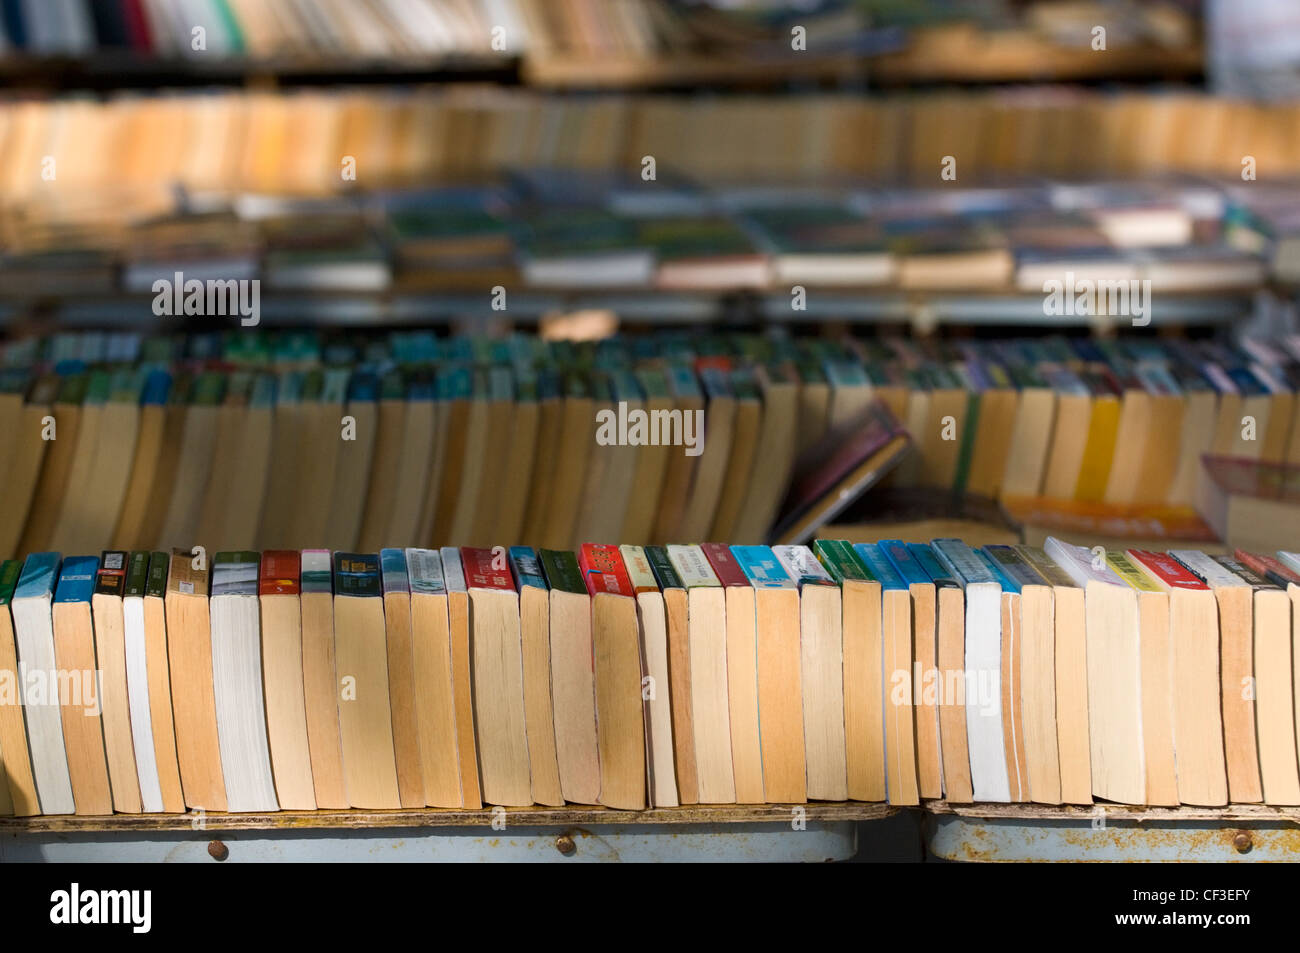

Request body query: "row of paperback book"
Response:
[2, 328, 1298, 559]
[3, 538, 1300, 817]
[6, 168, 1282, 296]
[0, 0, 679, 60]
[7, 89, 1300, 237]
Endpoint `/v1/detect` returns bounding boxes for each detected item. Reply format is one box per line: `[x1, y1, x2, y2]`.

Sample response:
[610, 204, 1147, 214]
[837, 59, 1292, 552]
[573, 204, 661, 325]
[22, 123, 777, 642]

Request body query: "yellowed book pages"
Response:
[381, 584, 425, 809]
[801, 581, 848, 801]
[844, 579, 885, 802]
[910, 582, 943, 800]
[721, 582, 763, 805]
[333, 575, 401, 810]
[91, 586, 143, 814]
[259, 582, 317, 812]
[18, 398, 82, 555]
[164, 551, 226, 811]
[299, 566, 348, 810]
[593, 592, 647, 810]
[0, 593, 40, 815]
[518, 581, 563, 807]
[753, 586, 805, 803]
[936, 585, 974, 802]
[324, 398, 377, 552]
[143, 584, 185, 813]
[407, 551, 463, 808]
[112, 401, 166, 551]
[1018, 585, 1061, 804]
[663, 585, 698, 804]
[493, 400, 541, 544]
[1255, 588, 1300, 805]
[686, 584, 736, 804]
[999, 590, 1028, 803]
[468, 584, 532, 807]
[1, 397, 53, 560]
[446, 585, 483, 809]
[356, 396, 405, 552]
[53, 598, 113, 816]
[709, 392, 762, 541]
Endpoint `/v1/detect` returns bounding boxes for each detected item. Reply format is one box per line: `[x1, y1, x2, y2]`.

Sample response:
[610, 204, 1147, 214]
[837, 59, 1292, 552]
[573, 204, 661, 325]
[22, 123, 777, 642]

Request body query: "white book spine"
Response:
[963, 581, 1010, 803]
[210, 594, 280, 812]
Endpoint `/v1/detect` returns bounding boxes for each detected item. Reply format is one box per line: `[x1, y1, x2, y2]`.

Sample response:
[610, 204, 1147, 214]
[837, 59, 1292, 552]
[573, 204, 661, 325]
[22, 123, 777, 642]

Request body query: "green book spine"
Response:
[145, 551, 170, 598]
[125, 551, 150, 598]
[539, 549, 585, 595]
[0, 559, 20, 605]
[952, 390, 981, 497]
[644, 545, 685, 590]
[813, 539, 873, 583]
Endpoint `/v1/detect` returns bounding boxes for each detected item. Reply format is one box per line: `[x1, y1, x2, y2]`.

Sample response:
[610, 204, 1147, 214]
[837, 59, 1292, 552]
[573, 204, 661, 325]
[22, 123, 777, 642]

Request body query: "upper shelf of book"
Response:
[0, 0, 1203, 91]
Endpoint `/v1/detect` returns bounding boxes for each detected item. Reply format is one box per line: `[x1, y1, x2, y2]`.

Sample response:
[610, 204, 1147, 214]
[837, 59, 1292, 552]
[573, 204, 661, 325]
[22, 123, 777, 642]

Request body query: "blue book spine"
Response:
[879, 539, 931, 587]
[15, 552, 61, 600]
[976, 549, 1020, 593]
[509, 546, 548, 590]
[54, 556, 99, 604]
[730, 546, 796, 589]
[379, 549, 410, 594]
[930, 538, 998, 587]
[851, 543, 907, 590]
[906, 543, 957, 586]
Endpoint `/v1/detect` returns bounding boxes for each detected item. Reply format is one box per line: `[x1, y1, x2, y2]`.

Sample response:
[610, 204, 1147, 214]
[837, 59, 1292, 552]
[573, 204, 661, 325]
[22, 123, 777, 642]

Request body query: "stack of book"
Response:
[3, 538, 1299, 817]
[3, 329, 1299, 558]
[3, 89, 1298, 243]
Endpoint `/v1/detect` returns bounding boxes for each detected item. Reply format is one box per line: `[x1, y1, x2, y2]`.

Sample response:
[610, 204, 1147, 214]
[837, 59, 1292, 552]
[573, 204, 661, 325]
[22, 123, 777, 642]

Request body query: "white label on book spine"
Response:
[619, 546, 659, 592]
[666, 545, 721, 588]
[1044, 537, 1125, 589]
[405, 548, 446, 594]
[772, 545, 834, 588]
[1169, 550, 1246, 589]
[439, 547, 467, 593]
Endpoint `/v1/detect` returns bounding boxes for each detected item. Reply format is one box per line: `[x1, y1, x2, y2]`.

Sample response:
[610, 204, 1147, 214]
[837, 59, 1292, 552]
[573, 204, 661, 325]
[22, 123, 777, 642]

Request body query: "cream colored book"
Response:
[538, 548, 600, 804]
[440, 548, 483, 809]
[164, 549, 227, 811]
[618, 374, 673, 544]
[0, 559, 40, 815]
[46, 377, 108, 554]
[1107, 552, 1178, 807]
[774, 545, 848, 802]
[469, 368, 517, 546]
[1048, 537, 1144, 806]
[730, 367, 799, 544]
[1, 375, 54, 560]
[256, 370, 306, 550]
[445, 376, 490, 546]
[1128, 550, 1228, 807]
[257, 552, 316, 811]
[668, 545, 736, 804]
[674, 375, 735, 541]
[379, 550, 426, 808]
[356, 373, 406, 552]
[461, 547, 531, 807]
[650, 547, 699, 804]
[1251, 574, 1300, 805]
[157, 373, 224, 550]
[288, 370, 347, 547]
[1017, 545, 1091, 805]
[731, 546, 806, 804]
[19, 381, 85, 556]
[1173, 552, 1264, 804]
[511, 548, 563, 807]
[53, 556, 113, 816]
[387, 381, 437, 546]
[332, 552, 401, 809]
[581, 545, 647, 810]
[209, 552, 279, 813]
[89, 553, 143, 814]
[299, 550, 348, 809]
[142, 551, 185, 813]
[111, 372, 171, 551]
[698, 544, 763, 804]
[621, 545, 678, 808]
[405, 549, 463, 808]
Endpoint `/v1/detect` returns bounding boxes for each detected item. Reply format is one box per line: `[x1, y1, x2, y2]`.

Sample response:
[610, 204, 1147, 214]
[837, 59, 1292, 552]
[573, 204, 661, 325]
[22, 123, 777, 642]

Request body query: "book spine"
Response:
[700, 543, 750, 588]
[1169, 549, 1247, 589]
[404, 548, 446, 594]
[932, 538, 999, 587]
[459, 548, 516, 591]
[1104, 551, 1161, 592]
[54, 556, 99, 603]
[380, 549, 410, 595]
[983, 544, 1047, 589]
[439, 547, 467, 593]
[1013, 545, 1078, 589]
[537, 549, 584, 595]
[332, 553, 382, 598]
[1235, 549, 1300, 587]
[908, 542, 960, 587]
[259, 551, 301, 596]
[813, 539, 872, 583]
[508, 546, 548, 591]
[880, 539, 933, 587]
[15, 552, 60, 600]
[618, 546, 661, 594]
[95, 552, 128, 598]
[300, 550, 332, 594]
[851, 543, 906, 590]
[1127, 550, 1209, 590]
[643, 546, 684, 590]
[211, 552, 260, 597]
[578, 543, 635, 597]
[666, 545, 721, 588]
[0, 559, 21, 605]
[1211, 553, 1277, 590]
[772, 544, 836, 588]
[730, 546, 796, 588]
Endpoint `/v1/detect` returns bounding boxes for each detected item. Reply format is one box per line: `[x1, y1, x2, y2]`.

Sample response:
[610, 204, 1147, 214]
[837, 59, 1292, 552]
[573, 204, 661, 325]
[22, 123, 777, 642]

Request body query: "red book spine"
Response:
[259, 551, 301, 596]
[578, 543, 634, 598]
[701, 543, 750, 588]
[1235, 549, 1300, 586]
[122, 0, 153, 51]
[459, 547, 515, 591]
[1128, 550, 1208, 590]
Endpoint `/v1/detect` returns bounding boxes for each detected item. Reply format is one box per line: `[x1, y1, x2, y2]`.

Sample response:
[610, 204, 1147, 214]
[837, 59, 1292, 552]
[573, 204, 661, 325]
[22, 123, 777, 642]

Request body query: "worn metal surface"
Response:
[0, 821, 858, 863]
[0, 803, 894, 834]
[925, 800, 1300, 824]
[926, 814, 1300, 862]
